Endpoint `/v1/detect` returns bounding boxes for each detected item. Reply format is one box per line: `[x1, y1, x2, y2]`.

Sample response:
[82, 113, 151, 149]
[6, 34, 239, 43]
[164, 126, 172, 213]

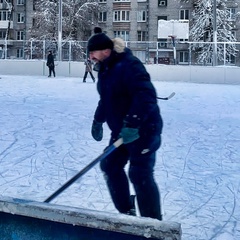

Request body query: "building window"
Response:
[226, 8, 236, 20]
[99, 0, 106, 2]
[113, 10, 130, 22]
[0, 30, 6, 39]
[17, 13, 25, 23]
[99, 11, 107, 22]
[137, 10, 146, 22]
[179, 9, 189, 20]
[17, 0, 25, 5]
[114, 31, 129, 41]
[231, 31, 236, 39]
[32, 18, 36, 27]
[0, 11, 11, 21]
[158, 0, 167, 7]
[203, 30, 211, 42]
[137, 31, 146, 41]
[179, 51, 189, 64]
[158, 16, 167, 21]
[17, 31, 24, 40]
[158, 40, 167, 48]
[17, 48, 24, 58]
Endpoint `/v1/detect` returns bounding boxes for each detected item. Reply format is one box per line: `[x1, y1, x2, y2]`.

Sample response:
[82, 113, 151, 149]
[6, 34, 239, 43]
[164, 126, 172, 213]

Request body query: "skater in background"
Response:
[88, 27, 163, 220]
[82, 58, 95, 82]
[46, 51, 55, 77]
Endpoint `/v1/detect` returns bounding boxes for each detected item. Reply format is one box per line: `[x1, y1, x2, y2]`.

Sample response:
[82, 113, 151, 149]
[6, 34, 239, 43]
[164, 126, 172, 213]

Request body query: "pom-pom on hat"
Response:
[87, 27, 114, 52]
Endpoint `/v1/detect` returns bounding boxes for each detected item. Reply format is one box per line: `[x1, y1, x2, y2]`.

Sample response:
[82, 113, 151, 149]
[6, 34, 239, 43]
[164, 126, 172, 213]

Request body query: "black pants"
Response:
[100, 131, 162, 220]
[83, 71, 95, 82]
[48, 66, 55, 77]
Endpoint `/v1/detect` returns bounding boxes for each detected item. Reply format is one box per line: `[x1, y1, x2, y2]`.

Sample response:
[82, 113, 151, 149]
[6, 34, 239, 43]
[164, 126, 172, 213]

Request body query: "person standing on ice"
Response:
[46, 50, 56, 77]
[82, 58, 95, 83]
[87, 27, 163, 220]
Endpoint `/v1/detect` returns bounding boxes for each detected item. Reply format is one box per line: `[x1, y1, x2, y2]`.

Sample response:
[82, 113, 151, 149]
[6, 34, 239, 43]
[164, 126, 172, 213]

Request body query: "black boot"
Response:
[125, 195, 136, 216]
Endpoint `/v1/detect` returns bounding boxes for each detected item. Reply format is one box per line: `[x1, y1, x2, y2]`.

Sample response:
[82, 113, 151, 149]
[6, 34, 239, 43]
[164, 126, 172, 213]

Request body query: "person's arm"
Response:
[123, 58, 158, 128]
[94, 99, 106, 124]
[46, 55, 49, 66]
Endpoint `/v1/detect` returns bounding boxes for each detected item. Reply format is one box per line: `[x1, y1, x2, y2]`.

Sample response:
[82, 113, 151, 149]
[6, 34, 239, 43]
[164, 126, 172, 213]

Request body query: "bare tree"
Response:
[27, 0, 99, 60]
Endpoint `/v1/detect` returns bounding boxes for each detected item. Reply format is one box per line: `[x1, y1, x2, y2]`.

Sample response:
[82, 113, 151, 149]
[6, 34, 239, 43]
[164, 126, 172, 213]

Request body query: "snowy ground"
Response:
[0, 75, 239, 240]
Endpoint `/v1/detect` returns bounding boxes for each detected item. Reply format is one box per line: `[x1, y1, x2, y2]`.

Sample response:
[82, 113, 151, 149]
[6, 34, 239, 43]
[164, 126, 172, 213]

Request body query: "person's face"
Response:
[89, 49, 111, 63]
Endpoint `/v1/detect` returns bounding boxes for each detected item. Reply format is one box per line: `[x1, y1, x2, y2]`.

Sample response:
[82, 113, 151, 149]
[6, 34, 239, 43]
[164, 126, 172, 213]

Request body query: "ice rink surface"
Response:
[0, 75, 239, 240]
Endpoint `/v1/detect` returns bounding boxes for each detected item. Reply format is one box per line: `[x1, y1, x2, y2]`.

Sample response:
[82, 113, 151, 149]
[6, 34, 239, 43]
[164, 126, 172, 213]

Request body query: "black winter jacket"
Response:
[47, 53, 54, 67]
[94, 38, 163, 139]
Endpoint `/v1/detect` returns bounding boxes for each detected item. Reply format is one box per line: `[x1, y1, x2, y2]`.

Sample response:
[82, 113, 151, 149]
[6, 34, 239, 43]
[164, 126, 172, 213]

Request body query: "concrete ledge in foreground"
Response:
[0, 196, 181, 240]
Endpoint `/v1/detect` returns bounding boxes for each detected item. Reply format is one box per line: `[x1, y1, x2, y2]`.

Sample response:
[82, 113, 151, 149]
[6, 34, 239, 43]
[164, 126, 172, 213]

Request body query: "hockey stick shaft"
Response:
[157, 92, 175, 100]
[44, 138, 123, 203]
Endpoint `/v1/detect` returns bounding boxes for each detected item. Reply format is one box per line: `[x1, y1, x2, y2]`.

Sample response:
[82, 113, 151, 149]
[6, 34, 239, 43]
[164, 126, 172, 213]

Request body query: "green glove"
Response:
[91, 120, 103, 141]
[120, 127, 140, 144]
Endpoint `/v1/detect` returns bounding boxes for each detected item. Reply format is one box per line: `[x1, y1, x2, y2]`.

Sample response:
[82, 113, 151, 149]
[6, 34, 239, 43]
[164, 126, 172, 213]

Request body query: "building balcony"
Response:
[0, 39, 14, 46]
[0, 2, 12, 9]
[0, 21, 13, 29]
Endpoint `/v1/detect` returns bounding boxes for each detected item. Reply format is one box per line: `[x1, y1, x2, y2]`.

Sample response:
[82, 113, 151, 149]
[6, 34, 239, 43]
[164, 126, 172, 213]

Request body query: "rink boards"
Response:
[0, 196, 181, 240]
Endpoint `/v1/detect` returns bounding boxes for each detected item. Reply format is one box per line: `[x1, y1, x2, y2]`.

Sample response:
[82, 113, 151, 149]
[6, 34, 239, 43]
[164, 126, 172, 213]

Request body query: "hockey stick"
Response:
[157, 92, 175, 100]
[44, 138, 123, 203]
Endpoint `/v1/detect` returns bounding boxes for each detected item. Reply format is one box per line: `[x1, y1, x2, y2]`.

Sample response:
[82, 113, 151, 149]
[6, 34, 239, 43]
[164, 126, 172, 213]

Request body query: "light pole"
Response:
[213, 0, 217, 66]
[58, 0, 62, 61]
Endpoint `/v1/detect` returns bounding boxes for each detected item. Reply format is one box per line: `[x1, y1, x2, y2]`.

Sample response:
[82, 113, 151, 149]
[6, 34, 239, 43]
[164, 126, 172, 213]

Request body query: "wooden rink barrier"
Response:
[0, 196, 181, 240]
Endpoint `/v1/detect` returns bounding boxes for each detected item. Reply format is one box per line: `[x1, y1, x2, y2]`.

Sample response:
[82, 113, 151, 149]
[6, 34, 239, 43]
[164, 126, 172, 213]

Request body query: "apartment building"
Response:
[0, 0, 239, 65]
[0, 0, 34, 58]
[98, 0, 240, 65]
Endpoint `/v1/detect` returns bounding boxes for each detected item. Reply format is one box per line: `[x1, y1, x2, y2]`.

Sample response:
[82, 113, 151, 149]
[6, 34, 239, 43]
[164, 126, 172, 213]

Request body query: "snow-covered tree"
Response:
[28, 0, 99, 60]
[180, 0, 238, 64]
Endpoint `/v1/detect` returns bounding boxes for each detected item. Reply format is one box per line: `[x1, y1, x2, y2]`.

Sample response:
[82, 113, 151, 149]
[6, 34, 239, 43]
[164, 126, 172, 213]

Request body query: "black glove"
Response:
[120, 127, 140, 144]
[91, 120, 103, 141]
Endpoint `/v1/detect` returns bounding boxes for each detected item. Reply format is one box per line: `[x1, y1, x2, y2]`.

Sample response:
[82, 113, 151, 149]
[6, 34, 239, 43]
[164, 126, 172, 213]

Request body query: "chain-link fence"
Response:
[0, 40, 88, 62]
[1, 40, 240, 66]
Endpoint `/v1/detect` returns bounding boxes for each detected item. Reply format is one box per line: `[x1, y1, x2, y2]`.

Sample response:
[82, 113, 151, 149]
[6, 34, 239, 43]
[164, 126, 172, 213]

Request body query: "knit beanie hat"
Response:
[87, 27, 114, 52]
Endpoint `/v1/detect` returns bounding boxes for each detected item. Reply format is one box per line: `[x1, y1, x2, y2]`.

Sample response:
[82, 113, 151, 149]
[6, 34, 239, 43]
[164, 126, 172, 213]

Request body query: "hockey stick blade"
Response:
[157, 92, 175, 100]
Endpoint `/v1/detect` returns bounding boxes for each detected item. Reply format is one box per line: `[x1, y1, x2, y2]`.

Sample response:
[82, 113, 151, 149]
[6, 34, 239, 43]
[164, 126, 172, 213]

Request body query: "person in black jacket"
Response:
[87, 27, 163, 220]
[46, 51, 55, 77]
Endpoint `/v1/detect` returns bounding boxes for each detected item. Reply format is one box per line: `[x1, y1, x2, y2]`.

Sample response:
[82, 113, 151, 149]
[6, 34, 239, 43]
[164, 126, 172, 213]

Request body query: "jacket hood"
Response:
[112, 38, 125, 53]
